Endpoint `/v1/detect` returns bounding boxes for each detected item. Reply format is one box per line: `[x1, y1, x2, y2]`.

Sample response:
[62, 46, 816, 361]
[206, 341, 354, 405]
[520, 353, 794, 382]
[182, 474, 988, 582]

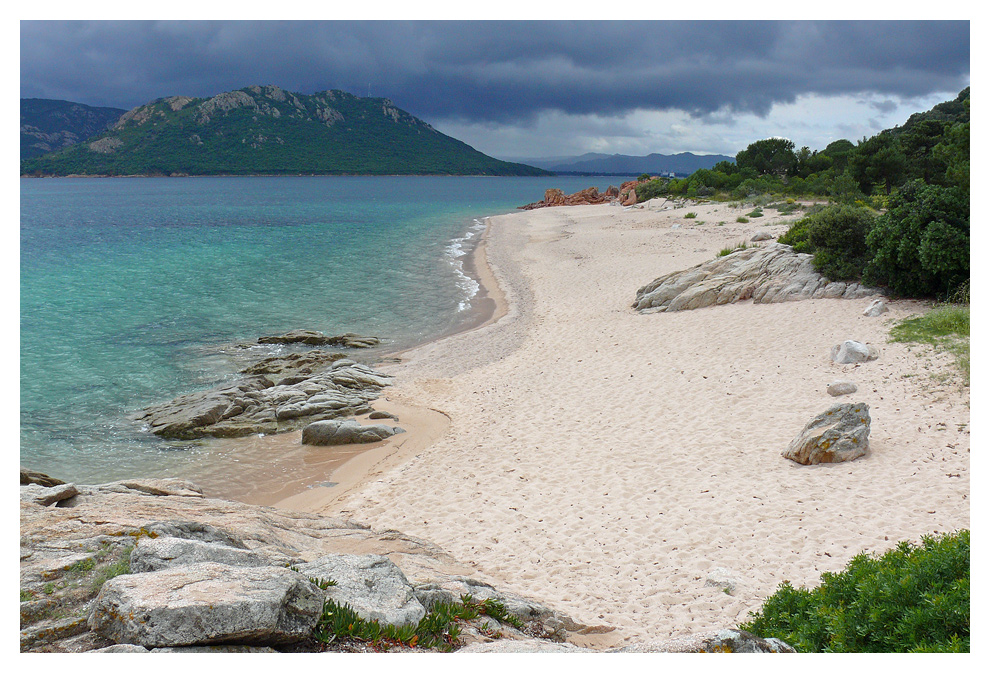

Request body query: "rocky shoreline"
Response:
[20, 468, 794, 653]
[134, 330, 392, 440]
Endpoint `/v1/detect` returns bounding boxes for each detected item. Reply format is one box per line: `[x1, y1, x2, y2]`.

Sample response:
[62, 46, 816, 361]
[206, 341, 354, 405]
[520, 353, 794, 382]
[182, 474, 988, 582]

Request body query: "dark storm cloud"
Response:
[20, 20, 970, 123]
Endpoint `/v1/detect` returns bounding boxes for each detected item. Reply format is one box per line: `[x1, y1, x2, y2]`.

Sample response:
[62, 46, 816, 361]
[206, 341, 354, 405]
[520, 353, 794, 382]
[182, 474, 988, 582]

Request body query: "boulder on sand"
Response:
[830, 340, 879, 364]
[301, 419, 404, 446]
[782, 403, 871, 465]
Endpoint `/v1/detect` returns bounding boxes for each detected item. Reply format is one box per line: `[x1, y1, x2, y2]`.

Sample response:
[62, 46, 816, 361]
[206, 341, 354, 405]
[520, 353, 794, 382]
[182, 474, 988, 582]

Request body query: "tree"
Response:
[848, 133, 907, 195]
[864, 180, 969, 298]
[735, 138, 797, 178]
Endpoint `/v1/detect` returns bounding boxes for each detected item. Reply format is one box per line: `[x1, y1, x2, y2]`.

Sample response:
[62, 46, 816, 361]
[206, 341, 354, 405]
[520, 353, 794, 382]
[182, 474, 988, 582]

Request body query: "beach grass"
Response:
[889, 304, 970, 385]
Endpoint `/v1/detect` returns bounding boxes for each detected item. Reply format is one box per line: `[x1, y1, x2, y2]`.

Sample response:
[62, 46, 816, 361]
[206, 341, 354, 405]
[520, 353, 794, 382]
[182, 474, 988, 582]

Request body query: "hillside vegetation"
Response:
[637, 88, 970, 300]
[20, 85, 548, 177]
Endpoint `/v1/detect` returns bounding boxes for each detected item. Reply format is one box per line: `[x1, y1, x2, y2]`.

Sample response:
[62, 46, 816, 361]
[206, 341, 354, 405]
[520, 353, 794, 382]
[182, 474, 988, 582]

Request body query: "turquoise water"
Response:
[21, 175, 626, 482]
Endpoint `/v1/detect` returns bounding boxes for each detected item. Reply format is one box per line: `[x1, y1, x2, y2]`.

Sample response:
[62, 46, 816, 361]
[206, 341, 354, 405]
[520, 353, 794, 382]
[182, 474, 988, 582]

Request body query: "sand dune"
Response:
[314, 200, 969, 644]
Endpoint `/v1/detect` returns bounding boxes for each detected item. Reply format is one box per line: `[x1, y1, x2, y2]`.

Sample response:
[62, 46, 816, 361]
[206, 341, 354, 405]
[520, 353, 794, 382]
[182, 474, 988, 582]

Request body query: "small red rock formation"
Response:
[519, 185, 619, 210]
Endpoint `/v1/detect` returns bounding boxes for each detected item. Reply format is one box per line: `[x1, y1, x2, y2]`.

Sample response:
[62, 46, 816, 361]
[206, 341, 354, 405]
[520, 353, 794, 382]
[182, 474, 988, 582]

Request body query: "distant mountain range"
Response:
[523, 152, 735, 176]
[21, 99, 126, 160]
[20, 86, 548, 177]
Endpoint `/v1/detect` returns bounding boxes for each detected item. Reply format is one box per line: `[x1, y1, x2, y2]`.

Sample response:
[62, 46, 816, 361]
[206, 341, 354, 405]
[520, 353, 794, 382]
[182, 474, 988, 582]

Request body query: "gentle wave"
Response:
[444, 218, 488, 311]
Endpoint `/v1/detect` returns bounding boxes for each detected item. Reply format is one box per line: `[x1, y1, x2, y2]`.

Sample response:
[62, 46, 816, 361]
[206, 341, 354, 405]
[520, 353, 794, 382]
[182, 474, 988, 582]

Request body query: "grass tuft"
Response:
[889, 304, 969, 384]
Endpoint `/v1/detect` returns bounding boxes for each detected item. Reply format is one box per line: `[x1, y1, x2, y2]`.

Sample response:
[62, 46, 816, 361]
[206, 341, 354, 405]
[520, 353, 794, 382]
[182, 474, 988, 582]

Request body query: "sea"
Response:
[20, 175, 627, 488]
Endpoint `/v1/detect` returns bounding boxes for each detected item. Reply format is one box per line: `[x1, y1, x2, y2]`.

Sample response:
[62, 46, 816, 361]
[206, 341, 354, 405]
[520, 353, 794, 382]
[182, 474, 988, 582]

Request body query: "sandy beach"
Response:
[283, 199, 970, 645]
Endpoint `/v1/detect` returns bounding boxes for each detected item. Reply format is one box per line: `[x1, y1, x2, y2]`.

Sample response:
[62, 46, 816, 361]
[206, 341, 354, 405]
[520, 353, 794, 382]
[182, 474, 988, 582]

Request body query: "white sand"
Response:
[318, 200, 970, 645]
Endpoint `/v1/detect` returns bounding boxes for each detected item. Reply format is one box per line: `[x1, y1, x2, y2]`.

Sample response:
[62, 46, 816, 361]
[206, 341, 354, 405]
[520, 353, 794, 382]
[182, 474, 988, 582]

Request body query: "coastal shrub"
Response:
[805, 204, 876, 281]
[736, 216, 750, 223]
[636, 178, 668, 202]
[746, 207, 764, 218]
[778, 219, 811, 252]
[684, 212, 697, 219]
[864, 180, 969, 299]
[740, 530, 970, 652]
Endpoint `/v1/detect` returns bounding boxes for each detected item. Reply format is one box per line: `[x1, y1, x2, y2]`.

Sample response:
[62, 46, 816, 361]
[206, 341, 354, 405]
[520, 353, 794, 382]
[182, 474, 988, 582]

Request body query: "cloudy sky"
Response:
[20, 19, 971, 161]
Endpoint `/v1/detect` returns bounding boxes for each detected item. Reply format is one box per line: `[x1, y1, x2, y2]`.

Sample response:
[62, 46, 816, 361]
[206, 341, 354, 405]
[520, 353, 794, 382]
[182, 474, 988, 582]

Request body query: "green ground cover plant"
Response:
[311, 593, 524, 652]
[739, 530, 969, 652]
[889, 303, 970, 384]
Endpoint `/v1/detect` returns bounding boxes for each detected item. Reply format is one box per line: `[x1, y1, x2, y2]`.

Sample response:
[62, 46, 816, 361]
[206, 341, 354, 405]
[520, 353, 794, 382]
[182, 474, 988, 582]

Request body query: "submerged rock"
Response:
[633, 243, 879, 312]
[257, 330, 381, 349]
[782, 403, 871, 465]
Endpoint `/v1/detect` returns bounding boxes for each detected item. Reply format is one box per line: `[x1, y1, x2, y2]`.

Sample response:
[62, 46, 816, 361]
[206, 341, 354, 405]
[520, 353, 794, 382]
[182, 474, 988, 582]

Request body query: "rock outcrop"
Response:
[519, 186, 619, 210]
[831, 340, 879, 364]
[133, 360, 392, 439]
[782, 403, 871, 465]
[633, 243, 879, 313]
[20, 475, 599, 653]
[301, 419, 404, 446]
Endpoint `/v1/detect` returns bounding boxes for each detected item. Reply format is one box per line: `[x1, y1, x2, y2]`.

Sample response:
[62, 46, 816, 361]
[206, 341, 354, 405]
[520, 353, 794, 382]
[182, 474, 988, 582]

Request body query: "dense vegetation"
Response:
[638, 88, 970, 300]
[740, 530, 969, 652]
[20, 86, 549, 177]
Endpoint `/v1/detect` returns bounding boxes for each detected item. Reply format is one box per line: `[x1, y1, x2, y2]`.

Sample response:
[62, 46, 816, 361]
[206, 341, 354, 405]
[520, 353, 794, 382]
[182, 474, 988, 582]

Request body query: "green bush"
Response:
[806, 204, 876, 281]
[778, 219, 811, 252]
[740, 530, 969, 652]
[864, 180, 969, 299]
[636, 178, 668, 201]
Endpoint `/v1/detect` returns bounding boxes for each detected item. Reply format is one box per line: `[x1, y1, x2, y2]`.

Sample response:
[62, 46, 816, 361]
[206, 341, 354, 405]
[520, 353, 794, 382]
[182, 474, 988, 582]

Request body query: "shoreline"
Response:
[179, 215, 511, 509]
[297, 200, 969, 644]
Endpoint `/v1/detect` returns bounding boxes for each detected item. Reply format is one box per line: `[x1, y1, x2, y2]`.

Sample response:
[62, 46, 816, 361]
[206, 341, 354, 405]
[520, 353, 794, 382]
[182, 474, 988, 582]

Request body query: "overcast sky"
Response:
[20, 19, 971, 161]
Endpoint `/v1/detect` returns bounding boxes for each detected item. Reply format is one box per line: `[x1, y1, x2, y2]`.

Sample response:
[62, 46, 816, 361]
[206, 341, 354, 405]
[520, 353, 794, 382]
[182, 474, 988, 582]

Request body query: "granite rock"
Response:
[634, 243, 879, 312]
[831, 340, 879, 364]
[88, 562, 324, 647]
[782, 403, 871, 465]
[301, 419, 404, 446]
[295, 554, 425, 628]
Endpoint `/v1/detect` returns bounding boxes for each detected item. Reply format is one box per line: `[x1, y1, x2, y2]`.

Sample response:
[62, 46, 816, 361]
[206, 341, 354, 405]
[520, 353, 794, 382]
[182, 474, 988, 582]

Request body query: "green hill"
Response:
[21, 98, 126, 160]
[20, 85, 548, 177]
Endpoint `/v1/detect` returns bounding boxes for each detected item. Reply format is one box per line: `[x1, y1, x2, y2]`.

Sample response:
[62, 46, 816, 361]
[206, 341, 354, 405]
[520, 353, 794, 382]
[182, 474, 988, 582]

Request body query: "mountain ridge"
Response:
[21, 98, 126, 160]
[524, 151, 735, 175]
[21, 86, 548, 177]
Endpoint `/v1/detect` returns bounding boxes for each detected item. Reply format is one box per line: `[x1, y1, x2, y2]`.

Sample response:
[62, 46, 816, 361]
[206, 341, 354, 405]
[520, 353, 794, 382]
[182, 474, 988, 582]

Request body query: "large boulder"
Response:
[296, 554, 425, 628]
[634, 243, 879, 312]
[88, 562, 324, 647]
[782, 403, 871, 465]
[301, 419, 403, 446]
[831, 340, 879, 364]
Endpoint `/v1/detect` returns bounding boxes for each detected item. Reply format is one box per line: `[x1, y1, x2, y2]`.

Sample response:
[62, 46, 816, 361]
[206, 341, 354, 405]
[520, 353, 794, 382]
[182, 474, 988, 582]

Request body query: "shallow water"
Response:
[21, 174, 626, 483]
